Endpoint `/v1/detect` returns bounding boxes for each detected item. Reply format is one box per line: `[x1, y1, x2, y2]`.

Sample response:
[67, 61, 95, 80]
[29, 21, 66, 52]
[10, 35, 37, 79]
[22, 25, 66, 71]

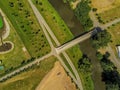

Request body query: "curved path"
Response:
[0, 9, 10, 40]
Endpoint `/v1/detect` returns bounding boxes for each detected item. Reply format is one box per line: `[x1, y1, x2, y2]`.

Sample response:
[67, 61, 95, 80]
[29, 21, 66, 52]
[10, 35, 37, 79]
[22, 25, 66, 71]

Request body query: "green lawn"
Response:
[107, 22, 120, 56]
[32, 0, 73, 44]
[0, 17, 30, 76]
[66, 47, 94, 90]
[0, 16, 3, 29]
[32, 0, 94, 90]
[0, 0, 51, 58]
[0, 56, 57, 90]
[98, 5, 120, 23]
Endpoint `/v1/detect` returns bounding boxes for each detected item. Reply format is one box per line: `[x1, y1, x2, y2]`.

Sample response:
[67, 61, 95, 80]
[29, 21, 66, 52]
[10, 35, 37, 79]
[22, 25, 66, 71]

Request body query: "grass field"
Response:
[0, 0, 51, 58]
[66, 47, 94, 90]
[0, 16, 3, 29]
[98, 5, 120, 23]
[107, 22, 120, 56]
[0, 17, 30, 76]
[0, 56, 57, 90]
[32, 0, 73, 44]
[32, 0, 94, 90]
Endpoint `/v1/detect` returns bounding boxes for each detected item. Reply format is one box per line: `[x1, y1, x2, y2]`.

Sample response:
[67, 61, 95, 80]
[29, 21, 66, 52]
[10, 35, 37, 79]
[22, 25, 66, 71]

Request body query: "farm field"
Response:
[0, 56, 57, 90]
[0, 0, 51, 58]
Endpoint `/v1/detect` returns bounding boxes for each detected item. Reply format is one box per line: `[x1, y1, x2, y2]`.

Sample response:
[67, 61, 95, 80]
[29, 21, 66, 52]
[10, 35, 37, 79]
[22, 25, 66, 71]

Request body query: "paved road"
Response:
[28, 0, 83, 90]
[56, 30, 95, 54]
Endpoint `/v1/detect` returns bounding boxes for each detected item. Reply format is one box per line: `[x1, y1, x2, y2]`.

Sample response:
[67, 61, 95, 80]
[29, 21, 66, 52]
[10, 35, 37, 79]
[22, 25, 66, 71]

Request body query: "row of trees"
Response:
[78, 55, 92, 74]
[75, 0, 93, 31]
[0, 57, 36, 82]
[96, 52, 120, 90]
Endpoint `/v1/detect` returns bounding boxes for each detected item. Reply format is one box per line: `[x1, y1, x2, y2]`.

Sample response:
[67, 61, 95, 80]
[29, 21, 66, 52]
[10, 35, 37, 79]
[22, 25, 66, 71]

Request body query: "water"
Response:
[48, 0, 105, 90]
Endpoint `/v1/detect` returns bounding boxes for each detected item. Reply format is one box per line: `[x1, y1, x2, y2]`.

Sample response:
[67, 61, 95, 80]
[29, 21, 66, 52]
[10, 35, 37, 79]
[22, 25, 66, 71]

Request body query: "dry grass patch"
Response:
[91, 0, 120, 13]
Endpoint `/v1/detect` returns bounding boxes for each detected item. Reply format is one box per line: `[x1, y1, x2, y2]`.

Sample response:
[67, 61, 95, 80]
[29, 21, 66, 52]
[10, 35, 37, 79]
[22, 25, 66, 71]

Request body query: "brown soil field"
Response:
[36, 61, 76, 90]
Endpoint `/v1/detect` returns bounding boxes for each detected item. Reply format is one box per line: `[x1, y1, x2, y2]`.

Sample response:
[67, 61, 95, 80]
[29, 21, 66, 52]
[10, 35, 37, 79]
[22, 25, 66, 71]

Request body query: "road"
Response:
[89, 11, 120, 30]
[106, 45, 120, 71]
[56, 30, 96, 54]
[28, 0, 83, 90]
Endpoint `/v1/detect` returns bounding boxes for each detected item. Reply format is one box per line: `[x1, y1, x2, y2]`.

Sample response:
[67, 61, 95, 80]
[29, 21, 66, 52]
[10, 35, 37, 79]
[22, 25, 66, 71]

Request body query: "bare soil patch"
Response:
[0, 42, 12, 52]
[36, 61, 76, 90]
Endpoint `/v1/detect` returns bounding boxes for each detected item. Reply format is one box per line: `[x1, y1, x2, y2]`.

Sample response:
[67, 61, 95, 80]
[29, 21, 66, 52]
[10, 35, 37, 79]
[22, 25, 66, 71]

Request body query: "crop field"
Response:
[0, 16, 3, 29]
[107, 22, 120, 56]
[0, 56, 57, 90]
[0, 18, 30, 76]
[0, 0, 51, 58]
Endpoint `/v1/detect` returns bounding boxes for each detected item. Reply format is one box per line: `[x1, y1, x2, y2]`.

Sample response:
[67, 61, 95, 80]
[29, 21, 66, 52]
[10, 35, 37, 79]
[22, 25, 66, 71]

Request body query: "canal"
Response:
[48, 0, 105, 90]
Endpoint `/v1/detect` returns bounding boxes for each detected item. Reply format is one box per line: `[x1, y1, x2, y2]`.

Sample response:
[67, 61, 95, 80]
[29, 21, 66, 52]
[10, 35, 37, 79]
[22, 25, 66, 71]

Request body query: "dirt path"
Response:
[36, 61, 76, 90]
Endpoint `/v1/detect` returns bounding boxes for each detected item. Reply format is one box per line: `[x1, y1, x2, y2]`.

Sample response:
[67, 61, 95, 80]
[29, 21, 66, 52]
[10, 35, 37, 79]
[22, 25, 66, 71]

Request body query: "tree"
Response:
[75, 0, 93, 31]
[78, 55, 92, 73]
[106, 84, 119, 90]
[102, 70, 120, 85]
[91, 30, 111, 49]
[96, 52, 103, 60]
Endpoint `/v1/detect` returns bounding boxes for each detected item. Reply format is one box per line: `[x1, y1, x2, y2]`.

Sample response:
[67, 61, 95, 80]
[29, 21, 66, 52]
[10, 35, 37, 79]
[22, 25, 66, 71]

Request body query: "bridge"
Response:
[55, 27, 101, 54]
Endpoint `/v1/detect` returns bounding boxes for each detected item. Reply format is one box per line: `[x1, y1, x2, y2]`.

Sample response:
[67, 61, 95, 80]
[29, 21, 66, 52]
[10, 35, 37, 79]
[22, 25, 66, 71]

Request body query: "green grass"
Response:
[0, 56, 57, 90]
[98, 5, 120, 23]
[107, 22, 120, 56]
[0, 16, 3, 29]
[32, 0, 94, 90]
[60, 54, 76, 78]
[0, 17, 30, 76]
[66, 46, 94, 90]
[0, 0, 51, 58]
[32, 0, 73, 44]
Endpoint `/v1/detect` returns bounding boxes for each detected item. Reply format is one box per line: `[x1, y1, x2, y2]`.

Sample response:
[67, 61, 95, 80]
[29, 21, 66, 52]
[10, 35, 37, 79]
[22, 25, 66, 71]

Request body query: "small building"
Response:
[116, 46, 120, 58]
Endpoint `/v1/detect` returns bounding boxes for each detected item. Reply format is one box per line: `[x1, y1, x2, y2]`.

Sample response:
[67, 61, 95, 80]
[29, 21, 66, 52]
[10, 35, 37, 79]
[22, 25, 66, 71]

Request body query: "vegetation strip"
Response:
[0, 16, 3, 29]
